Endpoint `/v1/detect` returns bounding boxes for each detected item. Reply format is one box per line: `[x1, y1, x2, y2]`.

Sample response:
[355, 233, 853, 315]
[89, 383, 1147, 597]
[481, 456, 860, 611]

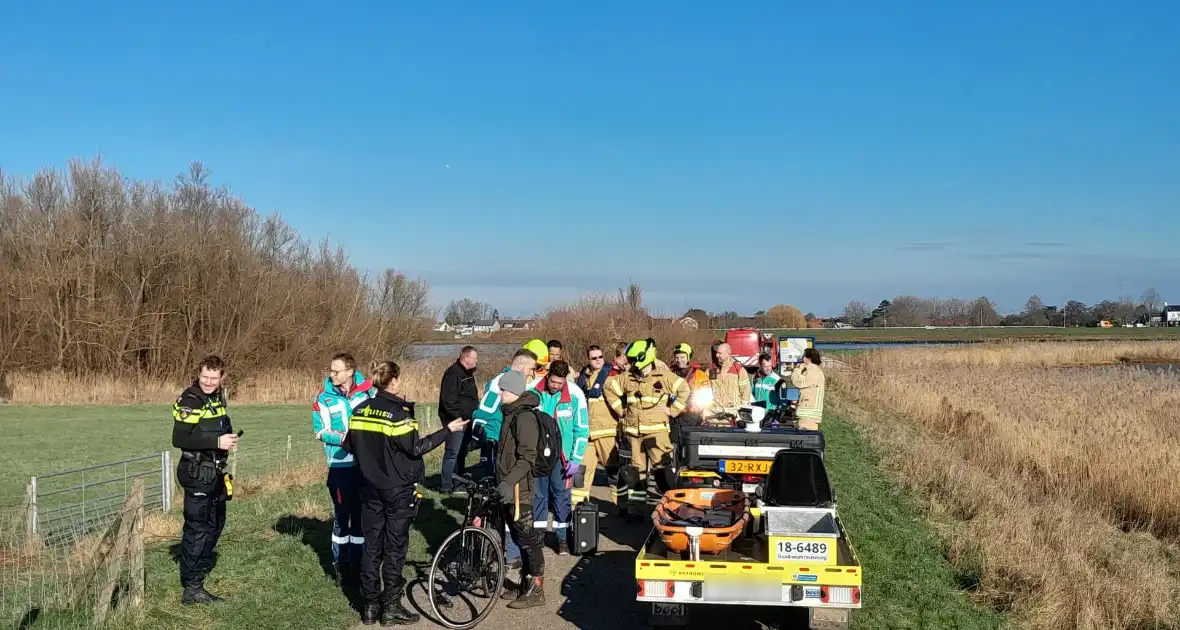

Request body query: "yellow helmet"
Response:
[625, 338, 657, 371]
[523, 339, 549, 365]
[673, 342, 693, 359]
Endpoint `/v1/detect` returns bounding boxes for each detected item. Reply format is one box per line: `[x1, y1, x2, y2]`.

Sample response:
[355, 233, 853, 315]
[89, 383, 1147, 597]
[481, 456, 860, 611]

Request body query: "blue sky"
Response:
[2, 1, 1178, 317]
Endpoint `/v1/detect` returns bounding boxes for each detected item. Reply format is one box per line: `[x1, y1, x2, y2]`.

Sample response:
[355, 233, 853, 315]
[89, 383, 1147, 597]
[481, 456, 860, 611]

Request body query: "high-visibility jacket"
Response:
[671, 364, 711, 412]
[790, 364, 826, 422]
[575, 363, 622, 441]
[752, 371, 787, 411]
[533, 379, 589, 463]
[312, 371, 374, 468]
[472, 367, 542, 442]
[604, 366, 691, 437]
[707, 360, 753, 410]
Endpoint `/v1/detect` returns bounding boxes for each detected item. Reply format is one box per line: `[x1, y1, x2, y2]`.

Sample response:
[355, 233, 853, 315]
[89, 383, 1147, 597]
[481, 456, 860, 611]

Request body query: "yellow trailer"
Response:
[636, 448, 862, 628]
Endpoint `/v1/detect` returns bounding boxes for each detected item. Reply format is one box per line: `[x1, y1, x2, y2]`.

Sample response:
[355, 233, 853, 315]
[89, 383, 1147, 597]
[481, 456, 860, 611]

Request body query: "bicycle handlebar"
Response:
[452, 474, 498, 493]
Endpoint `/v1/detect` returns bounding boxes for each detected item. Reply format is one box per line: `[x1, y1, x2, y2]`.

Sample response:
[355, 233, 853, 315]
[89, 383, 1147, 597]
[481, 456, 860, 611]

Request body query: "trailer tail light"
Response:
[820, 586, 859, 605]
[637, 580, 674, 598]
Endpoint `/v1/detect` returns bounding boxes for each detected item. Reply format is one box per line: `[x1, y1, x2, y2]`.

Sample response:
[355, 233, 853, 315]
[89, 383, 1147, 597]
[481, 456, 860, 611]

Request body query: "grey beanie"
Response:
[500, 370, 527, 396]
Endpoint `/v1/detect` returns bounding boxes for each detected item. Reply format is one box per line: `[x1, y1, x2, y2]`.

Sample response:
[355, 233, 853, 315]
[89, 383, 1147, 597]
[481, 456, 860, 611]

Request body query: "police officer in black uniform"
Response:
[341, 360, 468, 625]
[171, 355, 239, 605]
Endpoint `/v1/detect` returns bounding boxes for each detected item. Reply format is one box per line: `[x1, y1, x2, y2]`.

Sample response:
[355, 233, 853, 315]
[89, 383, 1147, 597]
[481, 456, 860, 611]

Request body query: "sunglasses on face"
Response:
[589, 355, 604, 360]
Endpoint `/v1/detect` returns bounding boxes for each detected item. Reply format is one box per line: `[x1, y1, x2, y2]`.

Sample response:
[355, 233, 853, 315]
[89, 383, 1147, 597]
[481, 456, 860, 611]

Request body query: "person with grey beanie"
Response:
[492, 368, 547, 609]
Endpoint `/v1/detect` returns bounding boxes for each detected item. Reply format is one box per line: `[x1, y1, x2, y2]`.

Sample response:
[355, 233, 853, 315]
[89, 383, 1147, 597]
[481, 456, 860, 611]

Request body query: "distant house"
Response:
[807, 318, 825, 329]
[433, 321, 453, 332]
[472, 319, 501, 333]
[500, 318, 535, 330]
[1163, 303, 1180, 327]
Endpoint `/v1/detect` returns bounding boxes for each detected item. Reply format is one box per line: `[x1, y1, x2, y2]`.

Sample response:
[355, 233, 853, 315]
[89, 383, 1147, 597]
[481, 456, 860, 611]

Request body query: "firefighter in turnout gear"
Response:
[572, 344, 623, 506]
[706, 342, 753, 417]
[604, 338, 691, 520]
[790, 348, 826, 430]
[341, 361, 469, 625]
[172, 355, 238, 605]
[669, 342, 712, 413]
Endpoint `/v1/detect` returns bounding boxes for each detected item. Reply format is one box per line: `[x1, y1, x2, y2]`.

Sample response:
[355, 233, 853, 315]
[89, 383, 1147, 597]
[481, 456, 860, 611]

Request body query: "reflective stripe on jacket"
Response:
[534, 380, 590, 463]
[790, 364, 826, 421]
[577, 364, 621, 440]
[604, 366, 690, 437]
[752, 371, 786, 411]
[312, 372, 373, 467]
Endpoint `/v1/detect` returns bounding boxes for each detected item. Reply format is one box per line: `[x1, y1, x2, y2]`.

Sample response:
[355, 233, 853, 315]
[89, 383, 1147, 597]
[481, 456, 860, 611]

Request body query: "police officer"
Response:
[341, 360, 468, 626]
[172, 355, 239, 605]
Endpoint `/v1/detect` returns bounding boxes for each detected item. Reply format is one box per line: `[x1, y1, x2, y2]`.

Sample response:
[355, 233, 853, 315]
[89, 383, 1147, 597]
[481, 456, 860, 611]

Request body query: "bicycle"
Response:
[426, 474, 506, 629]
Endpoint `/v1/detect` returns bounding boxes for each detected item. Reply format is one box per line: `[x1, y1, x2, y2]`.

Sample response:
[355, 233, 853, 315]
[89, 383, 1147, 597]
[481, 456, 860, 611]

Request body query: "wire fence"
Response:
[0, 400, 441, 630]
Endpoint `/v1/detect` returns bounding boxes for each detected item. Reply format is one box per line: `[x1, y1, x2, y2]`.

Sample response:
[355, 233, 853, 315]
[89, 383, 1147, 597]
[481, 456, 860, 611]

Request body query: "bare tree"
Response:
[0, 157, 433, 378]
[443, 299, 495, 325]
[1142, 288, 1162, 315]
[840, 300, 870, 325]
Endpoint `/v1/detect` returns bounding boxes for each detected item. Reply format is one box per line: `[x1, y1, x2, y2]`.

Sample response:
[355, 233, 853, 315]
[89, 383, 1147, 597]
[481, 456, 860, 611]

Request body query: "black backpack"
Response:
[531, 408, 565, 478]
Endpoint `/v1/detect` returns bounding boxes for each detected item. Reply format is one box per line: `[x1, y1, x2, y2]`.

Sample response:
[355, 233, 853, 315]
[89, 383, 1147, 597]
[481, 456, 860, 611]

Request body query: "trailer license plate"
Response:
[809, 606, 849, 629]
[652, 602, 684, 617]
[720, 459, 771, 474]
[774, 538, 834, 564]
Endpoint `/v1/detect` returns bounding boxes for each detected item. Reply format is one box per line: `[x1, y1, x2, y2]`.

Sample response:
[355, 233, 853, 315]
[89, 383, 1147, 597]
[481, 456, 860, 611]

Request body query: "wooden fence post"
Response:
[91, 478, 143, 625]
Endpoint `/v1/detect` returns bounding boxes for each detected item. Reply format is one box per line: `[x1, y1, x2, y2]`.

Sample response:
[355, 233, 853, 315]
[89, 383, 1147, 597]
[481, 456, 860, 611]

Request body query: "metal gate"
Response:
[27, 451, 173, 547]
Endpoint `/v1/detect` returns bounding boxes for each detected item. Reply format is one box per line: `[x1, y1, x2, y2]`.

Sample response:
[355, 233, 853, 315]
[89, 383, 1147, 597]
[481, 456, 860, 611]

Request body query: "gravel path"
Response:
[351, 486, 816, 630]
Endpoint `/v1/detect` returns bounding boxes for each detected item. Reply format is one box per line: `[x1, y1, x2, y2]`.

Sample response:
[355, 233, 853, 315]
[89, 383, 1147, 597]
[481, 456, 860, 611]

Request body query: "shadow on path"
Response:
[273, 515, 365, 612]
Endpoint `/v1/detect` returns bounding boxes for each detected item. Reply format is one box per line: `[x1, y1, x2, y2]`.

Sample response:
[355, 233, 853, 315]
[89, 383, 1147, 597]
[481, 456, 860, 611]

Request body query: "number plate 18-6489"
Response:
[773, 537, 835, 564]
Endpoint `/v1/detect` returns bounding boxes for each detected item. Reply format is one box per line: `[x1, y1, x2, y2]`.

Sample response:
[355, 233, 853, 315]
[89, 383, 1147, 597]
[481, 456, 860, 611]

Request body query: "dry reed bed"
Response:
[2, 302, 721, 406]
[2, 357, 464, 405]
[867, 339, 1180, 368]
[838, 341, 1180, 630]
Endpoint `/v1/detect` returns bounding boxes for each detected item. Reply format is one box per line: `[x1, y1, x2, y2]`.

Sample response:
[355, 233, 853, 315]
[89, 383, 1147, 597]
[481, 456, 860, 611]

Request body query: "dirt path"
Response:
[352, 486, 815, 630]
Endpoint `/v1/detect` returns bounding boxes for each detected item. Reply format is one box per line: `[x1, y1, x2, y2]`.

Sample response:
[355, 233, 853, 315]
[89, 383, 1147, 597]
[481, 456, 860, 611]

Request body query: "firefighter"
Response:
[341, 360, 468, 625]
[752, 352, 787, 411]
[604, 338, 690, 519]
[572, 344, 623, 506]
[706, 342, 753, 418]
[790, 348, 826, 430]
[523, 338, 551, 378]
[172, 355, 238, 605]
[669, 343, 711, 413]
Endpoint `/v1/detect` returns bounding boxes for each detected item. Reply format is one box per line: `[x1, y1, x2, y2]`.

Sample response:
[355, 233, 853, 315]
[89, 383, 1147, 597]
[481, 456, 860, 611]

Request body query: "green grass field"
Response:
[2, 402, 1007, 629]
[0, 403, 441, 501]
[755, 325, 1180, 343]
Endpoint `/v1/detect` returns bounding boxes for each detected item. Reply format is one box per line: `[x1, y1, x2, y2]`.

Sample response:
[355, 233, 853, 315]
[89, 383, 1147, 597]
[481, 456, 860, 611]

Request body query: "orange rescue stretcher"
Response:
[651, 488, 750, 555]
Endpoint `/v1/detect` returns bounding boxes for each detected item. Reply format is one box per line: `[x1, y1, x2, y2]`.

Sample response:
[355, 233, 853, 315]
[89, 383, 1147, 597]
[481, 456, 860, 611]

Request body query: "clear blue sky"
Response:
[2, 1, 1178, 317]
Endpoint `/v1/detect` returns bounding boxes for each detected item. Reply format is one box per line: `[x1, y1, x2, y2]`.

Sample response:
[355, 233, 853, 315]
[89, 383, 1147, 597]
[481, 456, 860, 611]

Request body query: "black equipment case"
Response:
[673, 426, 826, 472]
[569, 500, 599, 556]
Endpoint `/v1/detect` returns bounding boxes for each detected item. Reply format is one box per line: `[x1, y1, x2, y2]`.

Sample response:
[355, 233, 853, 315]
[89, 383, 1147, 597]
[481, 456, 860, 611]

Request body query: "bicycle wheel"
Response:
[427, 526, 506, 629]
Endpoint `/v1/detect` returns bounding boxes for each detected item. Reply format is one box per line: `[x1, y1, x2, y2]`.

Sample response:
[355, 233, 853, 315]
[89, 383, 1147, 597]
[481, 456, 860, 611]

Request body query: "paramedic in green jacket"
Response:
[526, 360, 588, 556]
[312, 352, 373, 586]
[471, 348, 539, 478]
[752, 352, 788, 411]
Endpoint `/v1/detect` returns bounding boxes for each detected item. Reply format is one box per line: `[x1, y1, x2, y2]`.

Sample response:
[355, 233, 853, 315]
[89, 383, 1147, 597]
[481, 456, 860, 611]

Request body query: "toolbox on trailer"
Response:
[673, 425, 826, 474]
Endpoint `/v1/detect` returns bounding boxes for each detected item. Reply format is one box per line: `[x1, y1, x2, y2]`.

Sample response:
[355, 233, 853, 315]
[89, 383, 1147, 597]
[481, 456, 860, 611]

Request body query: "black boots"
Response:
[181, 585, 223, 605]
[505, 575, 545, 609]
[379, 599, 420, 626]
[362, 599, 418, 626]
[365, 579, 420, 626]
[361, 602, 379, 625]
